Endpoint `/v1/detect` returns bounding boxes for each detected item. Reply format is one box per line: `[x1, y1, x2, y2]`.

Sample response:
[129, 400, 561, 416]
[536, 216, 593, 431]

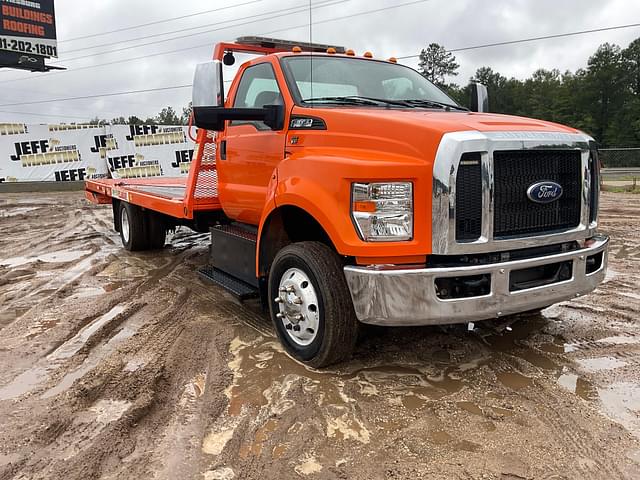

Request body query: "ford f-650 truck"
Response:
[86, 37, 609, 367]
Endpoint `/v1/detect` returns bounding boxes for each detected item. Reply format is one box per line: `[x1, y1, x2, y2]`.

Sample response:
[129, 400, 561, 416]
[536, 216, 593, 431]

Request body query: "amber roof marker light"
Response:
[346, 49, 355, 56]
[326, 47, 337, 54]
[388, 57, 398, 63]
[363, 51, 373, 58]
[292, 46, 302, 53]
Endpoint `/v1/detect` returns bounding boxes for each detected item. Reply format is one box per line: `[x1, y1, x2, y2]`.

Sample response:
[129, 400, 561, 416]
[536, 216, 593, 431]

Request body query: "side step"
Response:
[198, 265, 259, 301]
[210, 223, 258, 288]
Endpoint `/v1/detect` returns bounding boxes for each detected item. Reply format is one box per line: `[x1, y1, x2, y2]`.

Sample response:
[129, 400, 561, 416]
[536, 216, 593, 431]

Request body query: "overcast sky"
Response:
[1, 0, 639, 124]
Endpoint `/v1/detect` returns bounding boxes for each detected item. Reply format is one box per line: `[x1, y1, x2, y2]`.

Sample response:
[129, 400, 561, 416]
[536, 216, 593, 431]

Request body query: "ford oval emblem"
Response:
[527, 181, 563, 204]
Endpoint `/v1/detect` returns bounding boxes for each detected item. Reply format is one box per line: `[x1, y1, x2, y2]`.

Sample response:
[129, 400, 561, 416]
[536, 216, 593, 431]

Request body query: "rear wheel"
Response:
[268, 241, 359, 368]
[146, 213, 166, 249]
[119, 202, 148, 251]
[118, 202, 165, 251]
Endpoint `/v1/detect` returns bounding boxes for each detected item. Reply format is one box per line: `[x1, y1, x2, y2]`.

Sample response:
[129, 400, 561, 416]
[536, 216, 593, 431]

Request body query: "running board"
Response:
[210, 224, 258, 288]
[198, 265, 259, 300]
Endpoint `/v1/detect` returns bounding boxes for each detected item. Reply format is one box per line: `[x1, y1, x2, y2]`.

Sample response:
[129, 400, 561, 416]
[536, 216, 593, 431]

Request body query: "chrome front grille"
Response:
[433, 131, 597, 255]
[492, 149, 582, 238]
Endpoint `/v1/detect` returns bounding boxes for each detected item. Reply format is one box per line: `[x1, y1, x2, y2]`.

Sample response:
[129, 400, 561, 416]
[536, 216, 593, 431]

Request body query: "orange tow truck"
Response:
[86, 36, 609, 367]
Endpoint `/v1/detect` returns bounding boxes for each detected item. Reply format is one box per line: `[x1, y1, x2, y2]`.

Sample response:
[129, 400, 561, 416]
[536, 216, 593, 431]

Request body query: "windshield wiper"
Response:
[303, 96, 467, 111]
[303, 96, 415, 107]
[402, 99, 469, 111]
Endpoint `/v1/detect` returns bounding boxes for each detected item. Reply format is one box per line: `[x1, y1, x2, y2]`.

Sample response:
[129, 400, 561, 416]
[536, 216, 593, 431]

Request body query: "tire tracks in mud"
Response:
[0, 273, 230, 480]
[0, 194, 240, 480]
[520, 385, 628, 479]
[2, 192, 640, 479]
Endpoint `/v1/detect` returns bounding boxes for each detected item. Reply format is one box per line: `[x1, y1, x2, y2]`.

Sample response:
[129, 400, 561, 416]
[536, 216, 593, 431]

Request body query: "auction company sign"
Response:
[0, 0, 57, 58]
[0, 124, 195, 183]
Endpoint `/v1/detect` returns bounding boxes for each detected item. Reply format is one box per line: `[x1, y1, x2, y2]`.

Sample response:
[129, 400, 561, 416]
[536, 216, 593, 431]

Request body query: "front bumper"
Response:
[344, 235, 609, 326]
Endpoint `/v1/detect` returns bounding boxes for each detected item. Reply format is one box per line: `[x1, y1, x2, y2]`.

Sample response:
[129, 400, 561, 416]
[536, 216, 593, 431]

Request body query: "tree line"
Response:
[88, 105, 191, 127]
[419, 38, 640, 148]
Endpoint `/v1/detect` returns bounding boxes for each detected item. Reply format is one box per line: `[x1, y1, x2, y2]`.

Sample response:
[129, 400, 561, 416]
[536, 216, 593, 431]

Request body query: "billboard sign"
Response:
[0, 0, 57, 59]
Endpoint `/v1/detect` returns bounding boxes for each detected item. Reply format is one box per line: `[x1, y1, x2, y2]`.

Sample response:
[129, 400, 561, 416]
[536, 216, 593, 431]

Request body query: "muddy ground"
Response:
[0, 192, 639, 480]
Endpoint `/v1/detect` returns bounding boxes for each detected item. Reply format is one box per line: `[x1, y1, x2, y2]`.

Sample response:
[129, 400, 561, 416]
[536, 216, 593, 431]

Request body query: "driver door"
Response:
[219, 61, 287, 225]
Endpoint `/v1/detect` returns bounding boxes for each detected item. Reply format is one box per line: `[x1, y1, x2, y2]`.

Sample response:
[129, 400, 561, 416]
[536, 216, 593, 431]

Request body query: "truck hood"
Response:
[288, 107, 582, 163]
[395, 109, 577, 134]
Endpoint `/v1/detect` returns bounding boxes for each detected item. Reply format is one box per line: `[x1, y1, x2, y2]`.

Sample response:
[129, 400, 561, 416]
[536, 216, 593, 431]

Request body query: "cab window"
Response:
[233, 62, 283, 108]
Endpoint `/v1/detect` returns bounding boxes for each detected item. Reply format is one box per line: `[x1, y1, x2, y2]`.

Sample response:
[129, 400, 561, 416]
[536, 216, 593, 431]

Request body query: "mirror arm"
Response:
[193, 105, 285, 131]
[263, 104, 285, 130]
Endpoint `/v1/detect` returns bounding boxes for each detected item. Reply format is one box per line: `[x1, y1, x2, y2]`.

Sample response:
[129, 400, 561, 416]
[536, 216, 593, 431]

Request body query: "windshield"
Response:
[281, 55, 458, 107]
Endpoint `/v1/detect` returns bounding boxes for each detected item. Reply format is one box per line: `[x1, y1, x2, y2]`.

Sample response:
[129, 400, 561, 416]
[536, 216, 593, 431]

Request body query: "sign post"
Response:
[0, 0, 63, 72]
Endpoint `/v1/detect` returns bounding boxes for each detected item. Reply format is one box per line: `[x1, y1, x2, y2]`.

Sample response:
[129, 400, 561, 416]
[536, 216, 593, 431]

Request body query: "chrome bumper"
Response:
[343, 235, 609, 326]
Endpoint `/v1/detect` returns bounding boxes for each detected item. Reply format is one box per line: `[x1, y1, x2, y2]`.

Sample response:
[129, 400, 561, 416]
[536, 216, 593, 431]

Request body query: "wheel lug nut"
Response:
[276, 313, 284, 319]
[292, 297, 303, 305]
[295, 314, 304, 321]
[293, 325, 301, 332]
[274, 297, 283, 303]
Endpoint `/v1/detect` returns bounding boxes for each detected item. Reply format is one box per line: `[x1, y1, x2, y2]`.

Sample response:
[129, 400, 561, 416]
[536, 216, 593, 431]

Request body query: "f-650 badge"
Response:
[526, 181, 563, 204]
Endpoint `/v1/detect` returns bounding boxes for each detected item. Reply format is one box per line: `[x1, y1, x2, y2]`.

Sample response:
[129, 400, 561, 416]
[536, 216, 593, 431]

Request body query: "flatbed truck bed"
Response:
[85, 130, 222, 220]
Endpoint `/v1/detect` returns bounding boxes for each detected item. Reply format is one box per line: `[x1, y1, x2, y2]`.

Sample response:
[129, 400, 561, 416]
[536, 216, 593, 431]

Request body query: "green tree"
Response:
[583, 43, 628, 146]
[623, 38, 640, 95]
[444, 83, 468, 106]
[523, 69, 563, 121]
[620, 39, 640, 146]
[470, 67, 521, 113]
[127, 115, 144, 125]
[110, 116, 127, 125]
[88, 116, 108, 126]
[156, 106, 181, 125]
[418, 43, 459, 87]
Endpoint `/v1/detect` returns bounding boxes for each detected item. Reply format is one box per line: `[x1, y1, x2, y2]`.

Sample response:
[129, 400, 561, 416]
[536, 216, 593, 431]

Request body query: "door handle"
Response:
[220, 140, 227, 160]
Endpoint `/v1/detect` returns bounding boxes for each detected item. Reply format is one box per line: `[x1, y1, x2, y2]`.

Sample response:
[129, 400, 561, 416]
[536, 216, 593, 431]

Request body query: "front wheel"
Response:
[268, 242, 359, 368]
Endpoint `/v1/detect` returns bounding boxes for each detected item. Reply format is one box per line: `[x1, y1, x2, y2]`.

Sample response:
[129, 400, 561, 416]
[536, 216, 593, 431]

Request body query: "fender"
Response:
[256, 152, 433, 275]
[255, 167, 280, 276]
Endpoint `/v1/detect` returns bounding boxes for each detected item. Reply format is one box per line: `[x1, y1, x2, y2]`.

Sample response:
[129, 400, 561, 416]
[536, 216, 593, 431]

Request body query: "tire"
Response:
[146, 213, 166, 250]
[268, 241, 359, 368]
[118, 202, 149, 251]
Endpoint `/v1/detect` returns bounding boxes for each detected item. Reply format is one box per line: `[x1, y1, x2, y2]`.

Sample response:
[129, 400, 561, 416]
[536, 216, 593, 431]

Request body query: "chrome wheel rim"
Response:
[275, 267, 320, 346]
[121, 208, 130, 244]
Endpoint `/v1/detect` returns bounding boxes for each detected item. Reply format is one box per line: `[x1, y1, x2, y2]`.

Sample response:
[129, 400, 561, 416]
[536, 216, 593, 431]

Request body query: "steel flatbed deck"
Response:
[85, 130, 220, 219]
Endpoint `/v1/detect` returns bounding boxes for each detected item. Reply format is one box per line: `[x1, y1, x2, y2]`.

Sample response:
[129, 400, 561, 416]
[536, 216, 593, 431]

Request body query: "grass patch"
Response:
[602, 185, 640, 194]
[601, 175, 639, 181]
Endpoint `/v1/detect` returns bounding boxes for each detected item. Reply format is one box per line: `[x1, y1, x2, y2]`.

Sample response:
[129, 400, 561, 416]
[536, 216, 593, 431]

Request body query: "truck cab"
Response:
[92, 37, 608, 368]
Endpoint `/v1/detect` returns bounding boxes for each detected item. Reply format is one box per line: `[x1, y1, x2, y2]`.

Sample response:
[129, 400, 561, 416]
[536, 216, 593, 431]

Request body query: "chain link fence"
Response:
[599, 148, 640, 168]
[599, 148, 640, 192]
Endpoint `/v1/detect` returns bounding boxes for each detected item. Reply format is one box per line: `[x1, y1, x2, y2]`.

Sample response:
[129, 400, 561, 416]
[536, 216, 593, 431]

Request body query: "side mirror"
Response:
[191, 60, 285, 131]
[469, 82, 489, 113]
[193, 61, 224, 108]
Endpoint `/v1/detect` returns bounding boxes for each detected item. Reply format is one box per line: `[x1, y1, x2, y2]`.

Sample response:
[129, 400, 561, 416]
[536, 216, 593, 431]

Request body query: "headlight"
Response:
[351, 182, 413, 241]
